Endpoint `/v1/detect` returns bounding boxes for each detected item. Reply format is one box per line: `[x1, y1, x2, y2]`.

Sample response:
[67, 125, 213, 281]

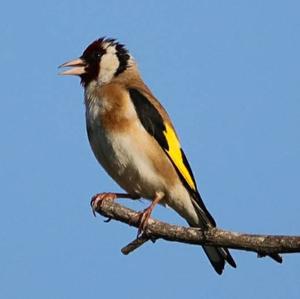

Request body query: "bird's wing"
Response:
[128, 88, 216, 226]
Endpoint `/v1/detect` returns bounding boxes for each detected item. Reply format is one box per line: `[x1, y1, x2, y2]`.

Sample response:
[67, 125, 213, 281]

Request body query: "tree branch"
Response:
[93, 200, 300, 257]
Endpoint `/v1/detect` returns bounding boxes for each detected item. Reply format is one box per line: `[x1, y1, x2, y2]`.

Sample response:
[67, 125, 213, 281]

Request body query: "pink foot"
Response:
[90, 192, 117, 216]
[136, 192, 164, 236]
[137, 207, 153, 236]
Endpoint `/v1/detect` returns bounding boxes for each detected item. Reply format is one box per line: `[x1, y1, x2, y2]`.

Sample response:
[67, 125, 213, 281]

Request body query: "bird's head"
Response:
[59, 38, 131, 87]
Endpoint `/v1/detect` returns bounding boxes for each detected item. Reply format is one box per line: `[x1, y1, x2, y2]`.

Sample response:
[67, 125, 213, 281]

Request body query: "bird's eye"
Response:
[92, 51, 101, 60]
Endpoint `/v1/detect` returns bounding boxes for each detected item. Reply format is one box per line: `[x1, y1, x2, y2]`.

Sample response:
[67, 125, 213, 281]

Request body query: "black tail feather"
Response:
[258, 252, 283, 263]
[203, 245, 236, 275]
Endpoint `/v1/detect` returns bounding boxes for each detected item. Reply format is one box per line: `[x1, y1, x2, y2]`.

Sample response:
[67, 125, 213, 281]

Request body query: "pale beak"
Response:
[58, 58, 87, 76]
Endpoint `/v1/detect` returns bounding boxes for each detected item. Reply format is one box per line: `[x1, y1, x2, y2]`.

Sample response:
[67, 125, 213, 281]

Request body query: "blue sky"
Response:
[1, 1, 300, 298]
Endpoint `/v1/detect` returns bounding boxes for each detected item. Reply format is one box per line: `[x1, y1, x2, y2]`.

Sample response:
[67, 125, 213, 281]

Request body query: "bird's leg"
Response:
[91, 192, 139, 216]
[138, 192, 164, 236]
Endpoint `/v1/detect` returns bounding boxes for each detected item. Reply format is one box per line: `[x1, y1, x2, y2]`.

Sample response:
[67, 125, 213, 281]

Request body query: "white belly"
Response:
[87, 121, 167, 199]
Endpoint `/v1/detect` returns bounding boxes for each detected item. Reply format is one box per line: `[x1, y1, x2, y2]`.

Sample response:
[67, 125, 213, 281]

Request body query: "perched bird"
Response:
[59, 37, 237, 274]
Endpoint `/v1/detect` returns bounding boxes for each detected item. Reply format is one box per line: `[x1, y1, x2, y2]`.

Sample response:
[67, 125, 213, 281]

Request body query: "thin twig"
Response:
[93, 199, 300, 256]
[121, 235, 150, 255]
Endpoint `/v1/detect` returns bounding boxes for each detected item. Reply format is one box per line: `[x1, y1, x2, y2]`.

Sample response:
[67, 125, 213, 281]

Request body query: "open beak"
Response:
[58, 58, 87, 76]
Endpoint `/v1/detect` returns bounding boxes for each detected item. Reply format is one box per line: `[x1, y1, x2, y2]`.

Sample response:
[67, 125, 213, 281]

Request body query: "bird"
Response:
[59, 37, 282, 274]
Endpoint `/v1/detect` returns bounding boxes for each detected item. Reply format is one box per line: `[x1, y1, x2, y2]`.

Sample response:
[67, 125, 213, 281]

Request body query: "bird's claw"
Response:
[137, 208, 152, 237]
[90, 192, 117, 217]
[90, 196, 98, 217]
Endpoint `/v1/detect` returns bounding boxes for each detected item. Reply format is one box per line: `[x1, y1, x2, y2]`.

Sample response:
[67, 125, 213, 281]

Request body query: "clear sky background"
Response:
[1, 1, 300, 298]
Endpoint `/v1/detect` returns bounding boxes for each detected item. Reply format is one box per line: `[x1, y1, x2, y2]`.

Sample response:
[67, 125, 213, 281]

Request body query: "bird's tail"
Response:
[202, 245, 236, 275]
[189, 193, 282, 274]
[188, 194, 236, 274]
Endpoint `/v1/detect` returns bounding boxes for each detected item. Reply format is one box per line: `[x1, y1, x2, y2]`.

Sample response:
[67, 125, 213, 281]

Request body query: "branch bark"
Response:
[93, 199, 300, 257]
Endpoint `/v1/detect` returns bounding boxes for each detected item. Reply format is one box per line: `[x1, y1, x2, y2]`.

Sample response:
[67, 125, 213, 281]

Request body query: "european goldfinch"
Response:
[59, 37, 237, 274]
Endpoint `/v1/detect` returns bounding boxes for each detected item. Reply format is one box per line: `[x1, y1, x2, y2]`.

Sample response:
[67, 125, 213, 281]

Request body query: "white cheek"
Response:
[98, 53, 120, 84]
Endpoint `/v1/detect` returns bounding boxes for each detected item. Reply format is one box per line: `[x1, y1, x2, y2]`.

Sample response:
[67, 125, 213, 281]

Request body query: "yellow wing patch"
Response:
[164, 124, 196, 191]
